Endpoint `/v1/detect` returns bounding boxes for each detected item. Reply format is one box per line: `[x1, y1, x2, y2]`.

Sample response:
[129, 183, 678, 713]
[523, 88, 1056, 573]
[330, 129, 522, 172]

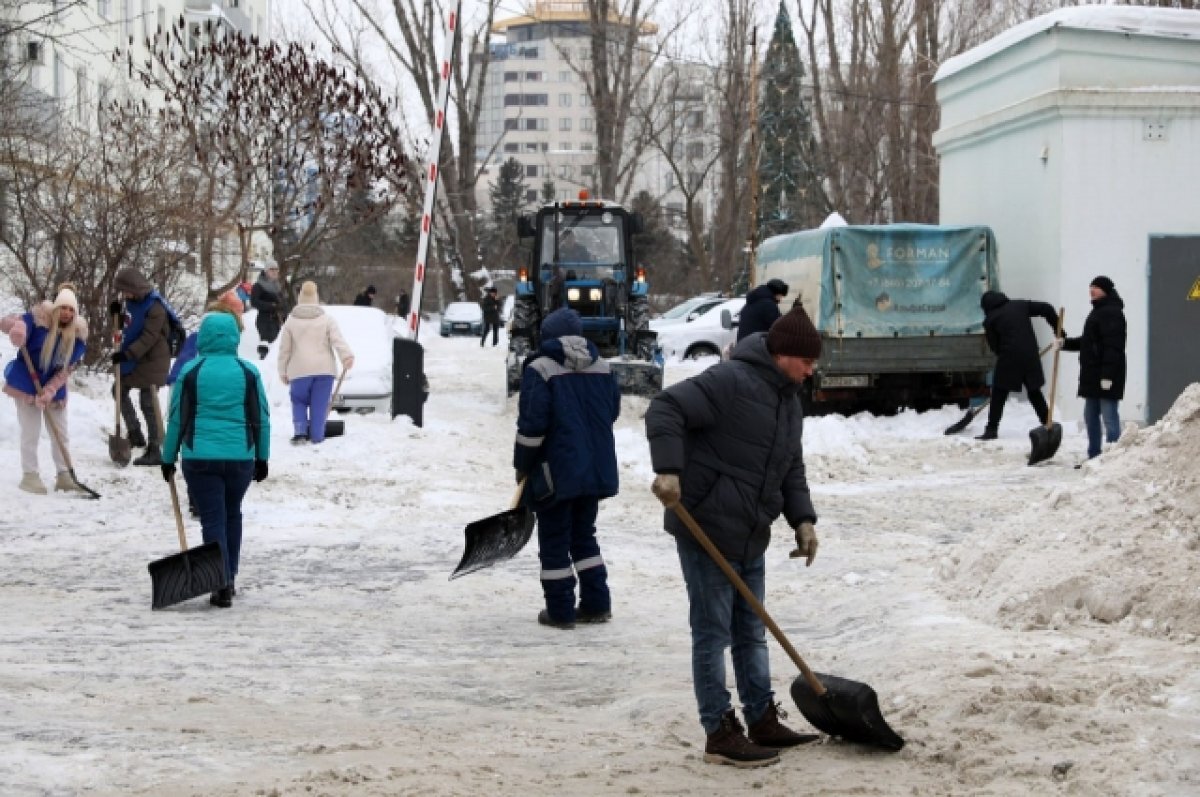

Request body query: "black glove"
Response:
[253, 459, 268, 482]
[109, 300, 123, 317]
[160, 463, 176, 482]
[111, 351, 128, 365]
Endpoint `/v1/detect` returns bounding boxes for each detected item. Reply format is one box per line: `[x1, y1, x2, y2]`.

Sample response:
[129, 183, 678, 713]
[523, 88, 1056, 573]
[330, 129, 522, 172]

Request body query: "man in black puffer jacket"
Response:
[646, 306, 822, 769]
[977, 290, 1061, 440]
[735, 278, 788, 341]
[1063, 275, 1127, 460]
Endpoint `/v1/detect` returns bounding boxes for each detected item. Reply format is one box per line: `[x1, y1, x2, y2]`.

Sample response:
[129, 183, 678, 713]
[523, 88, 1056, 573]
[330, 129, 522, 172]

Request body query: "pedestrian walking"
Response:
[645, 306, 823, 768]
[353, 285, 376, 307]
[1063, 275, 1127, 461]
[277, 281, 354, 445]
[480, 286, 502, 347]
[161, 312, 271, 608]
[736, 279, 788, 341]
[976, 291, 1061, 440]
[1, 285, 89, 494]
[396, 288, 411, 319]
[111, 268, 174, 466]
[514, 308, 621, 629]
[250, 262, 284, 359]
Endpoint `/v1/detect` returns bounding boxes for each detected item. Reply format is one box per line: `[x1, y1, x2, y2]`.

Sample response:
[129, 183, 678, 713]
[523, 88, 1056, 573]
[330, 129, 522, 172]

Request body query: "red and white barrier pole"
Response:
[406, 1, 460, 338]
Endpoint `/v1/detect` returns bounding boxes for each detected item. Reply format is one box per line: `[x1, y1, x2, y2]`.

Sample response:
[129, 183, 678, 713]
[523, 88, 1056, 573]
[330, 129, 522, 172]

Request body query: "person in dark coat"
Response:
[1062, 275, 1127, 460]
[480, 287, 502, 347]
[111, 268, 173, 466]
[250, 263, 284, 359]
[645, 307, 822, 768]
[976, 291, 1060, 440]
[736, 278, 788, 341]
[514, 308, 621, 630]
[396, 288, 411, 319]
[353, 285, 376, 307]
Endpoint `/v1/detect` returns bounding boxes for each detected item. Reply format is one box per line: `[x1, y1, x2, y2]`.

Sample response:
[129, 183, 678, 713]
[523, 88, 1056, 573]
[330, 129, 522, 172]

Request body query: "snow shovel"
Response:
[18, 347, 100, 499]
[670, 502, 905, 751]
[323, 368, 347, 438]
[109, 317, 131, 466]
[944, 399, 989, 435]
[1028, 309, 1065, 466]
[147, 391, 227, 609]
[449, 479, 536, 580]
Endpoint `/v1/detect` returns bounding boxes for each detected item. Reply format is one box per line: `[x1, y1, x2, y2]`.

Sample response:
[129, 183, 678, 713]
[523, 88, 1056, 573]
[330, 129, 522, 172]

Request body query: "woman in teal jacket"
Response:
[162, 312, 271, 608]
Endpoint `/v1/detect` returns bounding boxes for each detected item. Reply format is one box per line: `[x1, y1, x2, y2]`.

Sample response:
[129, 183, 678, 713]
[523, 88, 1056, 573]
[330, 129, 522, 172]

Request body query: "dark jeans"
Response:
[114, 383, 160, 445]
[1084, 397, 1121, 458]
[676, 535, 773, 735]
[536, 496, 609, 622]
[986, 384, 1048, 431]
[481, 318, 500, 346]
[183, 459, 254, 583]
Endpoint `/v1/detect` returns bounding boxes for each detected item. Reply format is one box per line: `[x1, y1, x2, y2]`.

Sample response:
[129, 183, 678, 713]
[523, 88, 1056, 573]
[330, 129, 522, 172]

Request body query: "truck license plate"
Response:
[821, 375, 869, 388]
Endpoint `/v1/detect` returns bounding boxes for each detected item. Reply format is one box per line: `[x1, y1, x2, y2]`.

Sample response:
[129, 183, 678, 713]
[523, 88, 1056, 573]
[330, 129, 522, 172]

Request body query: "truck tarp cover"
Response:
[757, 224, 998, 338]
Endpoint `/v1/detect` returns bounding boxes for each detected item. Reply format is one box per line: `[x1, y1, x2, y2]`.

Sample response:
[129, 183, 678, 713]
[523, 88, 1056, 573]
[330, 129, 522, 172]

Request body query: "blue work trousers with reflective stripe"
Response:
[536, 496, 609, 623]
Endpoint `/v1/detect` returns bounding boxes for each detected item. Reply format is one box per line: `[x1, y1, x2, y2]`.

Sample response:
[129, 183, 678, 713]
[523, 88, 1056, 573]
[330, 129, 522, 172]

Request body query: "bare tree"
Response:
[115, 20, 409, 302]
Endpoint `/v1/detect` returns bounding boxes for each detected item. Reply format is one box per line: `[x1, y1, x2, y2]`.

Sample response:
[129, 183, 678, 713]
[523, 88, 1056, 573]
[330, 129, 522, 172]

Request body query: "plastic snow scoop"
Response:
[147, 389, 227, 609]
[945, 344, 1053, 435]
[1029, 309, 1065, 466]
[323, 368, 347, 438]
[18, 347, 100, 499]
[670, 502, 905, 752]
[449, 479, 536, 580]
[109, 315, 131, 466]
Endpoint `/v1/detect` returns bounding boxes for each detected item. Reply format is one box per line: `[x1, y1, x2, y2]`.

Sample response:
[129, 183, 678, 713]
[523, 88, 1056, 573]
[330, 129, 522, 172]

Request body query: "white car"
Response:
[649, 294, 727, 332]
[323, 305, 399, 414]
[655, 297, 745, 360]
[440, 302, 484, 337]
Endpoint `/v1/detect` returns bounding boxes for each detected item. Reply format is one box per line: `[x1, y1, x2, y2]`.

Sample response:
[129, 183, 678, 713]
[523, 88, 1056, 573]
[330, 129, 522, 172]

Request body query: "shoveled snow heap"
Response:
[947, 383, 1200, 641]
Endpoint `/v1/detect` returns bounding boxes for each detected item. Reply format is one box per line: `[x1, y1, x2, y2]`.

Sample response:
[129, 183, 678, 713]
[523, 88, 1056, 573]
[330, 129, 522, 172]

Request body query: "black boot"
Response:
[133, 445, 162, 466]
[975, 427, 998, 441]
[209, 587, 233, 608]
[127, 428, 147, 448]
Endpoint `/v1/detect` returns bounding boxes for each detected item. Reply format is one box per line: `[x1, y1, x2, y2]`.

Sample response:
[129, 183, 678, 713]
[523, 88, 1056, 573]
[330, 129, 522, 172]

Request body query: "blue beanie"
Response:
[541, 308, 583, 340]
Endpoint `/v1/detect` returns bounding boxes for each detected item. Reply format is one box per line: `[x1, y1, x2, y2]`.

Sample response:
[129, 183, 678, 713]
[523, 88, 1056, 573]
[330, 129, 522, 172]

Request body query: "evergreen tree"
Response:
[757, 0, 828, 239]
[541, 177, 557, 204]
[484, 158, 529, 268]
[630, 190, 692, 297]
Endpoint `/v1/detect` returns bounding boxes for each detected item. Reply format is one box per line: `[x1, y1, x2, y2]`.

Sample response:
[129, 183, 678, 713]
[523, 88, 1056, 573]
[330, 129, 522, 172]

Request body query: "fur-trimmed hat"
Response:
[298, 281, 319, 305]
[767, 306, 822, 359]
[541, 307, 583, 340]
[53, 287, 79, 313]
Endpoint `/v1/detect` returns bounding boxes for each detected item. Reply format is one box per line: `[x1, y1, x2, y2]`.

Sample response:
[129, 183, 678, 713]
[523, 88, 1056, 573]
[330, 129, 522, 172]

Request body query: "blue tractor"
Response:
[506, 194, 663, 396]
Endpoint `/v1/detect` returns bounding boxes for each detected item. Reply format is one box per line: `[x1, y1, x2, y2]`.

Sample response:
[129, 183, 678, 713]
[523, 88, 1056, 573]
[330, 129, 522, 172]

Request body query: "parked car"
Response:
[440, 302, 484, 337]
[655, 297, 745, 360]
[649, 294, 726, 332]
[323, 305, 399, 414]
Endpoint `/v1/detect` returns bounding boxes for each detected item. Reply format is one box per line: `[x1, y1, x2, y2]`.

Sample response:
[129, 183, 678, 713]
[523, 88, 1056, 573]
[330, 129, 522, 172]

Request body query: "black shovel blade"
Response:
[64, 469, 101, 500]
[791, 672, 905, 752]
[109, 434, 131, 466]
[324, 418, 345, 438]
[1028, 421, 1063, 466]
[944, 404, 985, 435]
[148, 542, 227, 609]
[450, 507, 535, 580]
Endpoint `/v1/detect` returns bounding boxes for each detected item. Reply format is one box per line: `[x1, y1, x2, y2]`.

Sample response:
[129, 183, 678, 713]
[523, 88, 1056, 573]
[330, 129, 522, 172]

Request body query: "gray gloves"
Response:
[790, 521, 818, 566]
[651, 473, 681, 507]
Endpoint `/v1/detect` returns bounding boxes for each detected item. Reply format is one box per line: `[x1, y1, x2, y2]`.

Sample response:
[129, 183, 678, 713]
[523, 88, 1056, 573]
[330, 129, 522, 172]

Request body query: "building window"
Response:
[26, 41, 44, 65]
[580, 118, 593, 132]
[504, 71, 519, 82]
[686, 142, 705, 159]
[687, 110, 704, 130]
[524, 143, 539, 153]
[504, 93, 548, 107]
[526, 165, 539, 178]
[97, 80, 111, 129]
[53, 52, 63, 97]
[581, 164, 594, 177]
[504, 143, 519, 153]
[559, 117, 571, 131]
[558, 165, 573, 179]
[580, 93, 590, 107]
[581, 142, 593, 152]
[558, 71, 571, 82]
[521, 45, 539, 58]
[98, 0, 111, 18]
[526, 190, 539, 203]
[75, 68, 88, 123]
[664, 172, 674, 190]
[525, 71, 541, 81]
[559, 141, 572, 151]
[558, 93, 571, 107]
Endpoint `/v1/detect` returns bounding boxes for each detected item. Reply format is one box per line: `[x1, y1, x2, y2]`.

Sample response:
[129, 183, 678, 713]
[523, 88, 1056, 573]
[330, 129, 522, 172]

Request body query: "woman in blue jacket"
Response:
[0, 286, 89, 494]
[161, 312, 271, 608]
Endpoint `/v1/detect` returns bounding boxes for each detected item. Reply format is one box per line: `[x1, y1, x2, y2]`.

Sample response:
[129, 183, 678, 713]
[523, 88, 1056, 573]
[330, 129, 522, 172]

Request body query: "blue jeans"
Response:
[1083, 397, 1121, 459]
[675, 535, 773, 735]
[182, 459, 254, 583]
[289, 375, 335, 442]
[536, 497, 609, 623]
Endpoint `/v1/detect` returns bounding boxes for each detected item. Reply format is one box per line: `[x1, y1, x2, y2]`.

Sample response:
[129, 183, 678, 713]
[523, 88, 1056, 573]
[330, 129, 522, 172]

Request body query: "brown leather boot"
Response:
[747, 702, 820, 748]
[704, 710, 780, 768]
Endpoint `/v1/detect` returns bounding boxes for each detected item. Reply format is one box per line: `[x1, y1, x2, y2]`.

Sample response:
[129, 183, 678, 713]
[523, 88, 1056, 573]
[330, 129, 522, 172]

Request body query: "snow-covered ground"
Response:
[1, 315, 1198, 796]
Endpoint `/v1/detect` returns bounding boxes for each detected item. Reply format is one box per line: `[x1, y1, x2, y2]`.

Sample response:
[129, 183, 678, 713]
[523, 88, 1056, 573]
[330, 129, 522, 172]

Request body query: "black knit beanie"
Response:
[767, 307, 822, 359]
[1090, 275, 1115, 294]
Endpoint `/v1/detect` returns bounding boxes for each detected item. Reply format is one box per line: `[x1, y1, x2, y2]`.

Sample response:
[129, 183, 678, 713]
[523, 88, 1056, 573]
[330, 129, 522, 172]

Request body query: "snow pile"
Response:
[946, 383, 1200, 641]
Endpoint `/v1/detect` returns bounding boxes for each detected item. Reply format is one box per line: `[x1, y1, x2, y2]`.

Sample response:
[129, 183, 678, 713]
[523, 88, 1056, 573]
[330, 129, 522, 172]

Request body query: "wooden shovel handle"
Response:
[511, 477, 527, 510]
[670, 501, 826, 697]
[322, 367, 348, 427]
[1045, 308, 1065, 429]
[18, 346, 75, 472]
[113, 315, 124, 435]
[149, 387, 189, 552]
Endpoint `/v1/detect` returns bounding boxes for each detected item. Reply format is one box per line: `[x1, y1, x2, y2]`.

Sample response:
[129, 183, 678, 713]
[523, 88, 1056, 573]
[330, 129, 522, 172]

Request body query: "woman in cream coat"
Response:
[277, 281, 354, 444]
